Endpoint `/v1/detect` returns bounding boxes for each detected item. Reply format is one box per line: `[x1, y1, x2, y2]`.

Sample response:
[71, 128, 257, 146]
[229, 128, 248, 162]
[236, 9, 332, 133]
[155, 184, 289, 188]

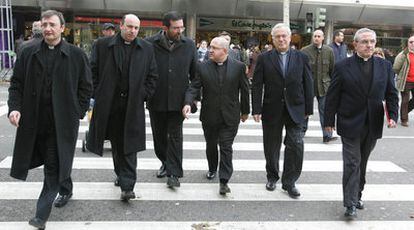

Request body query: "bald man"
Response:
[183, 37, 250, 195]
[87, 14, 158, 201]
[301, 29, 336, 143]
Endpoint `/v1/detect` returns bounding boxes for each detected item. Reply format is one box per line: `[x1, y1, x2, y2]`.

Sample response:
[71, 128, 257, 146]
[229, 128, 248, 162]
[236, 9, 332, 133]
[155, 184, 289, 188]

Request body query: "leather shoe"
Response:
[282, 185, 301, 198]
[167, 175, 180, 188]
[344, 206, 357, 219]
[401, 121, 409, 127]
[157, 164, 167, 178]
[29, 217, 46, 229]
[266, 181, 276, 191]
[114, 177, 120, 187]
[54, 193, 73, 208]
[356, 200, 364, 210]
[206, 171, 217, 180]
[323, 136, 338, 143]
[219, 183, 231, 195]
[121, 191, 136, 201]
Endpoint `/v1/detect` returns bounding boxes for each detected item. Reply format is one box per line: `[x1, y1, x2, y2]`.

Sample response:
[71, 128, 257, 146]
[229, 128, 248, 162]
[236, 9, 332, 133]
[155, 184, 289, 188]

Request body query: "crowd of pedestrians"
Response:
[6, 8, 412, 229]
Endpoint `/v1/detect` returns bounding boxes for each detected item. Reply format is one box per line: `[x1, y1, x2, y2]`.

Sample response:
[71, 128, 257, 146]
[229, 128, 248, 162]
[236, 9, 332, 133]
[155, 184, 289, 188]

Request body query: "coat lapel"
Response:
[206, 60, 220, 87]
[369, 57, 381, 96]
[285, 49, 294, 79]
[268, 49, 284, 77]
[108, 35, 122, 73]
[347, 56, 366, 95]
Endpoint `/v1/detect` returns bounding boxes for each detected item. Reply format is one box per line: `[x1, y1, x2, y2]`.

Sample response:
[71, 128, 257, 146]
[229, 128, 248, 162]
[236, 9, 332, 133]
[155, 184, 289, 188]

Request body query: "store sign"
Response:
[198, 17, 279, 31]
[75, 17, 163, 28]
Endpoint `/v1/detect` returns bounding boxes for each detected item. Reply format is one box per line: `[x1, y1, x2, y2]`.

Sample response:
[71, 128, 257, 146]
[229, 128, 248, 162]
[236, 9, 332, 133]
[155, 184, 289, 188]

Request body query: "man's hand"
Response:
[240, 114, 248, 122]
[9, 111, 21, 127]
[324, 126, 335, 133]
[182, 105, 191, 119]
[253, 114, 261, 122]
[387, 119, 397, 128]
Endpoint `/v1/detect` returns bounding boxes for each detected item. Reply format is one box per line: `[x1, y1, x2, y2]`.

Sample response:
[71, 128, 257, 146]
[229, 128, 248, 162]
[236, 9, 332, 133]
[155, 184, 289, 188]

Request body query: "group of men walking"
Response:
[7, 8, 404, 229]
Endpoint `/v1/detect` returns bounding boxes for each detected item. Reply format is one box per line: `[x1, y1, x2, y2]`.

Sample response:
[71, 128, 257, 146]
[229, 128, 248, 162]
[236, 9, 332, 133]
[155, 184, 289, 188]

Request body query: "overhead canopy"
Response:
[12, 0, 414, 27]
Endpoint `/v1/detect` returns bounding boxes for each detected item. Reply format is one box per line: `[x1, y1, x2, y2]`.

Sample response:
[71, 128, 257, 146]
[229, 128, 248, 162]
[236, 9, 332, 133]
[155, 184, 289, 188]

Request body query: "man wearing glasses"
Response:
[324, 28, 399, 219]
[146, 11, 197, 188]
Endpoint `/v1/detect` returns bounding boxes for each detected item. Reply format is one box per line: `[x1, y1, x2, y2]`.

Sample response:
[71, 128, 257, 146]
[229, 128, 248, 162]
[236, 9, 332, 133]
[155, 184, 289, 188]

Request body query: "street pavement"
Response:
[0, 84, 414, 229]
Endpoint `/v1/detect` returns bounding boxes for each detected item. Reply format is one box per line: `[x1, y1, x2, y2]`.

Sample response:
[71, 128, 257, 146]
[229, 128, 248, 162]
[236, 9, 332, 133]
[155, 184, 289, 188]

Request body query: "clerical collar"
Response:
[276, 49, 289, 55]
[356, 53, 372, 62]
[215, 58, 228, 66]
[124, 41, 131, 45]
[43, 40, 61, 50]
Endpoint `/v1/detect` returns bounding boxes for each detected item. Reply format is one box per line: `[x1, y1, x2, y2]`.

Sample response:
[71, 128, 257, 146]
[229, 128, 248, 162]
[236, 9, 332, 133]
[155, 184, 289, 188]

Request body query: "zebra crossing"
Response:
[0, 104, 413, 229]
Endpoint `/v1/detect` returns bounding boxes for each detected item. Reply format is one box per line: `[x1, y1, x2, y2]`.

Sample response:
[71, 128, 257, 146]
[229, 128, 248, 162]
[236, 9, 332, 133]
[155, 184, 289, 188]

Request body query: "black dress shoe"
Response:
[167, 175, 180, 188]
[266, 181, 276, 191]
[323, 136, 338, 143]
[54, 193, 73, 208]
[206, 171, 217, 180]
[121, 191, 136, 201]
[282, 185, 301, 198]
[114, 177, 120, 187]
[344, 206, 357, 219]
[29, 217, 46, 229]
[356, 200, 364, 210]
[219, 183, 231, 195]
[157, 164, 167, 178]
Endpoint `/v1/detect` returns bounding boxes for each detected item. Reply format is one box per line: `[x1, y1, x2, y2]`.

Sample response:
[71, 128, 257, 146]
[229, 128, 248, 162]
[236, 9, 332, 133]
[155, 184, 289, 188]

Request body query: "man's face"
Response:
[272, 28, 291, 52]
[312, 30, 324, 47]
[408, 36, 414, 52]
[41, 15, 64, 44]
[209, 38, 227, 62]
[166, 19, 184, 41]
[335, 32, 344, 43]
[120, 16, 140, 42]
[354, 32, 376, 59]
[102, 28, 115, 37]
[200, 41, 207, 49]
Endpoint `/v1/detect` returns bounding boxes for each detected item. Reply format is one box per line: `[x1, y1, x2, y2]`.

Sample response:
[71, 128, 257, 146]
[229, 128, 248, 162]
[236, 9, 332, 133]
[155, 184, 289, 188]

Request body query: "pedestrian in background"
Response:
[324, 28, 399, 219]
[182, 36, 250, 195]
[329, 30, 347, 62]
[146, 11, 197, 188]
[86, 14, 158, 201]
[301, 29, 336, 143]
[393, 35, 414, 127]
[8, 10, 92, 229]
[252, 23, 314, 198]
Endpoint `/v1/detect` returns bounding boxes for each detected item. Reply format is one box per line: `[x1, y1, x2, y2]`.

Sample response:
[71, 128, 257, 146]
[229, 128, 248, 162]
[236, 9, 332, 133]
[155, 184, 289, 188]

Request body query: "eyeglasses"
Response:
[358, 39, 376, 45]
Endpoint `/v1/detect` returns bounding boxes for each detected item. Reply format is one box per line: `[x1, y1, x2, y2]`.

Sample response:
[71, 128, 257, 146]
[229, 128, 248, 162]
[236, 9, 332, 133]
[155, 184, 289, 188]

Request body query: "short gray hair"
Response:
[354, 28, 376, 42]
[271, 23, 291, 37]
[212, 36, 230, 50]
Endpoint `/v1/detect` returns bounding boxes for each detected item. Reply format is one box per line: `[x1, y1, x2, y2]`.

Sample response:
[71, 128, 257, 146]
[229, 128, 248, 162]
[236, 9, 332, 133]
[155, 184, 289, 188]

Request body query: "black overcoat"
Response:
[145, 31, 196, 111]
[86, 34, 158, 155]
[8, 39, 93, 182]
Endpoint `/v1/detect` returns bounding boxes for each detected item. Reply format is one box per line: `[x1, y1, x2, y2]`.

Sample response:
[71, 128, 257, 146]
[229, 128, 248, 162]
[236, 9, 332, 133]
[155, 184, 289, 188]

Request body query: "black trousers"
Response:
[262, 108, 304, 188]
[58, 177, 72, 195]
[202, 122, 239, 182]
[34, 130, 60, 221]
[341, 126, 377, 207]
[107, 98, 137, 192]
[149, 111, 184, 177]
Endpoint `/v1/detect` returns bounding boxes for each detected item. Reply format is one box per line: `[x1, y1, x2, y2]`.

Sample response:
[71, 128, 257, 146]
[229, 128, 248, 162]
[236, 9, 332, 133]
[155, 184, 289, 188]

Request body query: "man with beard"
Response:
[145, 11, 196, 188]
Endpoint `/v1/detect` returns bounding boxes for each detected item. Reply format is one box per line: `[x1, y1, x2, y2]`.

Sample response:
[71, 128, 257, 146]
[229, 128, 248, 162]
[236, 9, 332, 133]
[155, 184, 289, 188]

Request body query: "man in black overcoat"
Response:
[251, 23, 314, 198]
[324, 28, 399, 219]
[182, 36, 250, 195]
[86, 14, 158, 201]
[8, 10, 92, 229]
[145, 11, 196, 188]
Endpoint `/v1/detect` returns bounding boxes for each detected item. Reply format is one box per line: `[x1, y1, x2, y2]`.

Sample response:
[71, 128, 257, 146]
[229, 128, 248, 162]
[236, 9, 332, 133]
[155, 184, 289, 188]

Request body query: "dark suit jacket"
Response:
[324, 55, 399, 139]
[145, 31, 197, 111]
[185, 58, 250, 126]
[251, 49, 314, 125]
